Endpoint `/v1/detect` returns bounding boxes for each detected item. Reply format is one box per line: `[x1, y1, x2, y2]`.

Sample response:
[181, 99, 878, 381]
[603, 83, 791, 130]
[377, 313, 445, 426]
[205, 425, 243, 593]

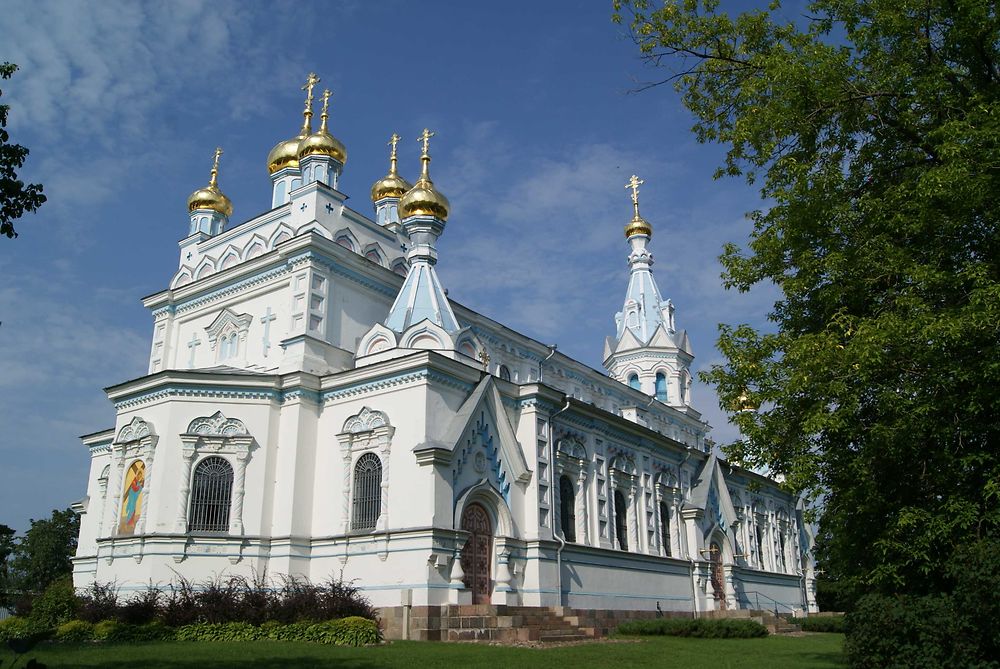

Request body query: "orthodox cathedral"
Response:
[72, 74, 817, 632]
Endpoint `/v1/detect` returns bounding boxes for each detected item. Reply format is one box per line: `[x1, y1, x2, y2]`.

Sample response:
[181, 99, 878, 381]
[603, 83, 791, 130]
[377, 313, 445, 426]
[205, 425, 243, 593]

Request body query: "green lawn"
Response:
[9, 634, 845, 668]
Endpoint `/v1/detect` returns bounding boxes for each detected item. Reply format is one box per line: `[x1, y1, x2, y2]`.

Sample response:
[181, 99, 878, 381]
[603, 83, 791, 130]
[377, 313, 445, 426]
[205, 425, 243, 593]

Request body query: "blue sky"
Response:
[0, 0, 781, 532]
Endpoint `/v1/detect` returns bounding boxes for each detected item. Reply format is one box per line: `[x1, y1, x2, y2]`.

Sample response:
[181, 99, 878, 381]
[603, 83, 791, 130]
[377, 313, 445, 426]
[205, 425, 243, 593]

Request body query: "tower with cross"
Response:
[299, 88, 347, 191]
[604, 175, 694, 407]
[370, 132, 413, 232]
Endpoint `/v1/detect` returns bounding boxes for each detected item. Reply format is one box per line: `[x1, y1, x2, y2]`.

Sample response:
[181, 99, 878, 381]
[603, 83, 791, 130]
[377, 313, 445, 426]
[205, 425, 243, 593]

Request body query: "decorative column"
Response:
[575, 465, 589, 545]
[230, 451, 250, 535]
[176, 448, 195, 532]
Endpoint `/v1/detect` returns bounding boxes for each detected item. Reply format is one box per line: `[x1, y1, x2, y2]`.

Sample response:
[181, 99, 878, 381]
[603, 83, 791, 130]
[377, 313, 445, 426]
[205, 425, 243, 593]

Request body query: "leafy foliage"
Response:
[0, 62, 45, 238]
[8, 510, 80, 599]
[27, 579, 78, 629]
[616, 617, 768, 638]
[54, 620, 94, 643]
[799, 615, 845, 634]
[613, 0, 1000, 598]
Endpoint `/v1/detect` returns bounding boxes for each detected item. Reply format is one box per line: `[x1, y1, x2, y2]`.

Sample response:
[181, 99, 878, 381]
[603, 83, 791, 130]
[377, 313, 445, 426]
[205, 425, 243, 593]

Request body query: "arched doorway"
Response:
[460, 503, 493, 604]
[709, 540, 727, 610]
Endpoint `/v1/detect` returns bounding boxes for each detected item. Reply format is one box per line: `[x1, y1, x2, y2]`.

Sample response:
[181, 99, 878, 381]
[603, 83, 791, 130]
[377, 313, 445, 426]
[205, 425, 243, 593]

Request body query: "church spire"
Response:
[371, 132, 413, 230]
[604, 175, 694, 407]
[384, 129, 459, 333]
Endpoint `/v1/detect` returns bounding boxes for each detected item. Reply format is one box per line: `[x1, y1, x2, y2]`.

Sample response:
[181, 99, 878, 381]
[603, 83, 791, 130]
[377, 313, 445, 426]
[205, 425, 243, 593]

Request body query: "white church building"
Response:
[71, 75, 817, 630]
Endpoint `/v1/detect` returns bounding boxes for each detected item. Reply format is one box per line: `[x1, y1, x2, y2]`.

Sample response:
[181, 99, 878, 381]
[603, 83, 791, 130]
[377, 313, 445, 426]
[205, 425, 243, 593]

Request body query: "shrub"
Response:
[77, 582, 119, 623]
[176, 621, 263, 642]
[845, 594, 957, 669]
[615, 617, 768, 638]
[160, 577, 198, 628]
[0, 616, 50, 642]
[55, 619, 94, 642]
[92, 619, 174, 642]
[800, 615, 845, 633]
[315, 616, 381, 646]
[265, 621, 315, 641]
[28, 578, 78, 628]
[119, 585, 161, 625]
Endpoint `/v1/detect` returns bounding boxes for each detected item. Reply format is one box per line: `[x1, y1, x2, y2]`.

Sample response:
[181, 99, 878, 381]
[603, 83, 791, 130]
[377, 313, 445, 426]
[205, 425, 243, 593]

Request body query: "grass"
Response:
[8, 634, 845, 668]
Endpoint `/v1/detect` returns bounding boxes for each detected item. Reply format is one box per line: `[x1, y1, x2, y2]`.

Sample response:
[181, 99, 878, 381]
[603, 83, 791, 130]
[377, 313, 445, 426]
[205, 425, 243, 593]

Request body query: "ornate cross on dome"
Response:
[320, 89, 331, 116]
[209, 147, 223, 187]
[388, 132, 401, 159]
[418, 128, 435, 156]
[626, 174, 644, 218]
[302, 72, 321, 109]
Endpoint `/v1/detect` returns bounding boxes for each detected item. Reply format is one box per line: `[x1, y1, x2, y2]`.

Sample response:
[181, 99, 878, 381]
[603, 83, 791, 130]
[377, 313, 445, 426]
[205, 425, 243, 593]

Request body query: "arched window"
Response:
[352, 452, 382, 531]
[680, 372, 689, 403]
[392, 261, 408, 276]
[614, 490, 628, 551]
[628, 374, 640, 391]
[365, 250, 383, 266]
[559, 475, 576, 543]
[336, 235, 355, 251]
[778, 531, 787, 572]
[755, 516, 765, 568]
[659, 501, 671, 556]
[498, 365, 511, 382]
[188, 456, 234, 532]
[655, 372, 667, 402]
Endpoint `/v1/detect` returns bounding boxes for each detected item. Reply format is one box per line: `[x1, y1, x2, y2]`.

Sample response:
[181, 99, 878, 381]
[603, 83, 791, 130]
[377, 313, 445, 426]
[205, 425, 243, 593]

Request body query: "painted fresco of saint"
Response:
[118, 460, 145, 535]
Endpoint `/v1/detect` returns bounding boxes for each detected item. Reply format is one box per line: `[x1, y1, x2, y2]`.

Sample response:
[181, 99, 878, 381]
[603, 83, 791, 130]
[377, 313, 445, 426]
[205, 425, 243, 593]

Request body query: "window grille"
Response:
[559, 475, 576, 542]
[188, 456, 234, 532]
[614, 490, 628, 551]
[659, 501, 671, 556]
[352, 452, 382, 531]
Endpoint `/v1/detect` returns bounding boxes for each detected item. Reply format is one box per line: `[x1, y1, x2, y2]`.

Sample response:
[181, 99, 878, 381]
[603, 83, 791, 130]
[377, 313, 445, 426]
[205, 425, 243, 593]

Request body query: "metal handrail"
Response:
[740, 590, 797, 617]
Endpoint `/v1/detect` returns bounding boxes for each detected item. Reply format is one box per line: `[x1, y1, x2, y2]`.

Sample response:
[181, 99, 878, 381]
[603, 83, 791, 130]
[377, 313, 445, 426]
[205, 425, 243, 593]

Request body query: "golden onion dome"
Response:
[399, 129, 450, 220]
[298, 89, 347, 163]
[371, 132, 412, 201]
[624, 214, 652, 238]
[188, 147, 233, 217]
[267, 135, 304, 174]
[623, 173, 651, 238]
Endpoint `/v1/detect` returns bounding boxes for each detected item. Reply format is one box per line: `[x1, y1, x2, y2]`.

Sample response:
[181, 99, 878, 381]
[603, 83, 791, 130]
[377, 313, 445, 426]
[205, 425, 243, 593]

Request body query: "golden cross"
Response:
[418, 128, 435, 155]
[626, 174, 644, 206]
[478, 349, 491, 367]
[302, 72, 321, 110]
[209, 147, 223, 187]
[321, 89, 331, 116]
[388, 132, 401, 158]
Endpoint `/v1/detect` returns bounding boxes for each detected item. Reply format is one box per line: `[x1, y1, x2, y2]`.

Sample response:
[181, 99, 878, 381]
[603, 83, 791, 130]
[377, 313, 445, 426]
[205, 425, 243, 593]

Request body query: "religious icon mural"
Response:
[118, 460, 146, 535]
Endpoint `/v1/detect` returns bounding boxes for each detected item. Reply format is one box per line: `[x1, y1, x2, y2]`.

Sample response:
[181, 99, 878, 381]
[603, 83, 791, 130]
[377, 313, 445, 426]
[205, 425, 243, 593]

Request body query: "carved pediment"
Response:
[185, 411, 249, 437]
[204, 308, 253, 349]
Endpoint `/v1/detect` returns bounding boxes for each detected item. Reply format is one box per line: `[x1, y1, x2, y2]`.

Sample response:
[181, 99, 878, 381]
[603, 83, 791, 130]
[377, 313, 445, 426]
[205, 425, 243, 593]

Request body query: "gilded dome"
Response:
[267, 134, 305, 174]
[188, 147, 233, 217]
[399, 129, 449, 221]
[624, 214, 651, 238]
[371, 132, 412, 201]
[187, 185, 233, 217]
[298, 90, 346, 163]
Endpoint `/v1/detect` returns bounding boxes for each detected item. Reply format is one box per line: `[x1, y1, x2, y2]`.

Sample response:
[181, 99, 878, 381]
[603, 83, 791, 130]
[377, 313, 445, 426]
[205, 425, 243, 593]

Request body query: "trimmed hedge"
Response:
[799, 615, 845, 633]
[55, 620, 94, 642]
[175, 618, 380, 646]
[92, 619, 173, 642]
[616, 617, 768, 638]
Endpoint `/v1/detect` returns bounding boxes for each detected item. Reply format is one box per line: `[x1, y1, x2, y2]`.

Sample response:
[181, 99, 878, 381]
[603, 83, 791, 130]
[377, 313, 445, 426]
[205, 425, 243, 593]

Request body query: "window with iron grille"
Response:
[659, 501, 671, 556]
[614, 490, 629, 551]
[559, 475, 576, 543]
[352, 452, 382, 531]
[188, 456, 234, 532]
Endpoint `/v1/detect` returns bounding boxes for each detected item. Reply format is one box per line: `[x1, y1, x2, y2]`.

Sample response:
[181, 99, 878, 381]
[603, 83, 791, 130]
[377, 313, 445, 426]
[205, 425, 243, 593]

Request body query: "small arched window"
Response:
[365, 250, 383, 266]
[778, 532, 787, 572]
[352, 452, 382, 531]
[498, 365, 511, 382]
[614, 490, 629, 551]
[655, 372, 667, 402]
[628, 374, 640, 391]
[659, 501, 671, 556]
[188, 456, 234, 532]
[755, 516, 766, 567]
[336, 236, 355, 252]
[559, 475, 576, 543]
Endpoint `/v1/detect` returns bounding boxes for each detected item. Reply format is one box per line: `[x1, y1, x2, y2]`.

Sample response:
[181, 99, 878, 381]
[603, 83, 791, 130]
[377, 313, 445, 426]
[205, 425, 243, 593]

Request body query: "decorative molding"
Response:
[337, 407, 394, 535]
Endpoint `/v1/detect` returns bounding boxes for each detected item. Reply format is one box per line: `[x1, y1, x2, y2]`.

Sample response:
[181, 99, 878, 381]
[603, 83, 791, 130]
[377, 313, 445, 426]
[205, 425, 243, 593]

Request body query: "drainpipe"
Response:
[549, 397, 571, 608]
[539, 345, 557, 383]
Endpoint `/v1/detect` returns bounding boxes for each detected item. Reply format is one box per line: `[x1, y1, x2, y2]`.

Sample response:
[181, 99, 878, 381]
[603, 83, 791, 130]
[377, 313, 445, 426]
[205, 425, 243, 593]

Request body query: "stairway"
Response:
[406, 604, 661, 642]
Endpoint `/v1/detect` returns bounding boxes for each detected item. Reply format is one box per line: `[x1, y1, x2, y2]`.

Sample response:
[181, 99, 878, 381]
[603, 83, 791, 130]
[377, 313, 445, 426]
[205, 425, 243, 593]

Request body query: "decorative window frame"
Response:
[336, 408, 393, 535]
[204, 308, 253, 361]
[175, 412, 255, 535]
[653, 468, 681, 557]
[109, 417, 158, 545]
[555, 436, 589, 545]
[609, 454, 638, 551]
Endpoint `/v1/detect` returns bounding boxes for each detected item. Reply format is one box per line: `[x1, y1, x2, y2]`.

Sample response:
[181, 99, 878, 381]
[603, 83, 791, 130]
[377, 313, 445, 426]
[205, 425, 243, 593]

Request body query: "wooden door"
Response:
[460, 503, 493, 604]
[710, 541, 727, 610]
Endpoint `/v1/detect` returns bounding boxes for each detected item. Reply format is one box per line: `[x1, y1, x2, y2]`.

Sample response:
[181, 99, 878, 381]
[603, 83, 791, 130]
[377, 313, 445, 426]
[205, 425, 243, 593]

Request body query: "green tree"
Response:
[10, 510, 80, 592]
[1, 62, 45, 238]
[613, 0, 1000, 596]
[0, 523, 15, 605]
